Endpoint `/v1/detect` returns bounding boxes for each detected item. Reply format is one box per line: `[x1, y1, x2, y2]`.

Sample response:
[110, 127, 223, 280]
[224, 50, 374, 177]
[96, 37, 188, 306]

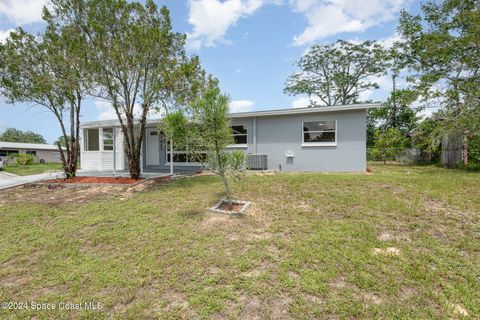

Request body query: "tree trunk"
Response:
[215, 140, 233, 210]
[220, 171, 233, 210]
[127, 151, 141, 179]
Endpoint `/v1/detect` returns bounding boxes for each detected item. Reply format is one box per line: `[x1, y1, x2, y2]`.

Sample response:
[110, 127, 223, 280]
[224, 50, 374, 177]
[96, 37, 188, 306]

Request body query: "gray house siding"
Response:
[233, 109, 367, 172]
[80, 104, 375, 173]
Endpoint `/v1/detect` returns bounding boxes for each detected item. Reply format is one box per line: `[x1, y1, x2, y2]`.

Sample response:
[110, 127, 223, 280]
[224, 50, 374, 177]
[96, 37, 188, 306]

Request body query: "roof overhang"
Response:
[80, 103, 380, 128]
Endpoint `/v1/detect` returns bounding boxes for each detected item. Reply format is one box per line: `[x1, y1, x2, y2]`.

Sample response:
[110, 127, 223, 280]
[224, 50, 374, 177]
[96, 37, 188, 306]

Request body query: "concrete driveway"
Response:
[0, 171, 63, 190]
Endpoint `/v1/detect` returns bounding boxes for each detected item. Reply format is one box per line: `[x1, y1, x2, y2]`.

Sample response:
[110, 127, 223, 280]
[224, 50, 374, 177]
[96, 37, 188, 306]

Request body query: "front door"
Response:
[146, 129, 160, 166]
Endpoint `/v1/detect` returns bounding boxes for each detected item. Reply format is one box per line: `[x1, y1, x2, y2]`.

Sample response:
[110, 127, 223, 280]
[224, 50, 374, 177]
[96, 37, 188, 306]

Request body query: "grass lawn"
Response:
[2, 162, 62, 176]
[0, 165, 478, 319]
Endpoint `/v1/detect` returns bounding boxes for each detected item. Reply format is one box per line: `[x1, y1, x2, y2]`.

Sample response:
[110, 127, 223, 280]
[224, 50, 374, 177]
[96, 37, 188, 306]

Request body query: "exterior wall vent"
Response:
[246, 154, 268, 170]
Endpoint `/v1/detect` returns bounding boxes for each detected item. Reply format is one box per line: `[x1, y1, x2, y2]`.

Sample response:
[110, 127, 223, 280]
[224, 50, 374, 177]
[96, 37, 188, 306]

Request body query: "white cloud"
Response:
[187, 0, 407, 49]
[290, 0, 407, 46]
[230, 100, 255, 112]
[187, 0, 281, 50]
[94, 100, 163, 121]
[0, 0, 50, 25]
[377, 32, 403, 49]
[0, 29, 14, 43]
[95, 100, 118, 121]
[291, 96, 323, 108]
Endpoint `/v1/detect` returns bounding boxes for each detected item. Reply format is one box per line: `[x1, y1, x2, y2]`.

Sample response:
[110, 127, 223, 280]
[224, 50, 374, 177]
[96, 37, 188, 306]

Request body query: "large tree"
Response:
[0, 12, 90, 177]
[285, 40, 387, 106]
[398, 0, 480, 165]
[372, 44, 419, 134]
[0, 128, 47, 144]
[50, 0, 202, 179]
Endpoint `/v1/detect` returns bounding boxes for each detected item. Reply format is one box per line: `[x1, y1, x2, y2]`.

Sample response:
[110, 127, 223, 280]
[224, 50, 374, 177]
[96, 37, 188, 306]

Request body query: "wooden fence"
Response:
[440, 134, 464, 167]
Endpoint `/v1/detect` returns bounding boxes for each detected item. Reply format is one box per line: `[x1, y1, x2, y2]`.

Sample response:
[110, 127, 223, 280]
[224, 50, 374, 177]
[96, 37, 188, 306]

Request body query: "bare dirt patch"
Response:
[42, 176, 144, 184]
[0, 184, 129, 206]
[218, 202, 245, 212]
[240, 296, 263, 320]
[0, 176, 176, 206]
[270, 296, 292, 319]
[451, 303, 469, 317]
[377, 231, 411, 242]
[362, 292, 382, 305]
[372, 247, 400, 256]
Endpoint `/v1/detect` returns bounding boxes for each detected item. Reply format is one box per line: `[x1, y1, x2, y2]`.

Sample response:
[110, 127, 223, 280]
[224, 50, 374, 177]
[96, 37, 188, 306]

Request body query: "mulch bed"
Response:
[42, 176, 144, 185]
[218, 203, 245, 212]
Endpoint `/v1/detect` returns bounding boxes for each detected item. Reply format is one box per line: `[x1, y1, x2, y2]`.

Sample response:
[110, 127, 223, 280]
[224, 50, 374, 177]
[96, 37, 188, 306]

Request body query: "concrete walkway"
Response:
[0, 171, 63, 190]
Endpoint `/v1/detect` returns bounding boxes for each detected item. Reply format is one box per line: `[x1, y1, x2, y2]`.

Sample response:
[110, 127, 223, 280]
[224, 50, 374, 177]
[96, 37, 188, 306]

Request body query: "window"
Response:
[231, 125, 247, 145]
[103, 128, 114, 151]
[0, 150, 19, 156]
[166, 142, 206, 164]
[84, 128, 99, 151]
[26, 150, 37, 156]
[302, 120, 336, 146]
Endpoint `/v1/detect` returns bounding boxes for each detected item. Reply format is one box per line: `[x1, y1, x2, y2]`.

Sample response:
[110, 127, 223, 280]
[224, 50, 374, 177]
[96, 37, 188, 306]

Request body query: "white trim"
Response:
[113, 127, 116, 173]
[80, 103, 380, 129]
[302, 120, 337, 146]
[230, 103, 379, 118]
[302, 143, 337, 147]
[231, 123, 248, 146]
[227, 144, 247, 148]
[165, 142, 205, 166]
[102, 127, 114, 151]
[164, 162, 201, 167]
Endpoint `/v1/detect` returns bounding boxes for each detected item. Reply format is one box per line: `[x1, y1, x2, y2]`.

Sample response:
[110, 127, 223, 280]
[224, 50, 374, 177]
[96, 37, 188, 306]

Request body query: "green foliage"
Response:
[412, 118, 441, 153]
[0, 4, 90, 178]
[15, 153, 35, 166]
[161, 110, 193, 146]
[285, 40, 387, 106]
[53, 135, 72, 147]
[371, 129, 410, 163]
[0, 128, 46, 144]
[398, 0, 480, 136]
[369, 90, 419, 135]
[48, 0, 205, 179]
[467, 133, 480, 164]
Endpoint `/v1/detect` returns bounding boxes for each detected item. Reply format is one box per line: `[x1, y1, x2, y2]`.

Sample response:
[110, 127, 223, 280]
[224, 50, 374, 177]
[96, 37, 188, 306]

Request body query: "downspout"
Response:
[253, 116, 257, 154]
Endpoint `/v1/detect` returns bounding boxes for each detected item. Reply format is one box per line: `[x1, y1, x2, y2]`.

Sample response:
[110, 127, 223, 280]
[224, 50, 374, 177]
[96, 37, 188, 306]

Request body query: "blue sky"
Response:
[0, 0, 421, 143]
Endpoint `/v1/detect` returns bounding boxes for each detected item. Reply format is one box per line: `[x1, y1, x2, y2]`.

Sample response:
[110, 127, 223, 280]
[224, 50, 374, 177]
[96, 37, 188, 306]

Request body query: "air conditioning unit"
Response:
[246, 154, 268, 170]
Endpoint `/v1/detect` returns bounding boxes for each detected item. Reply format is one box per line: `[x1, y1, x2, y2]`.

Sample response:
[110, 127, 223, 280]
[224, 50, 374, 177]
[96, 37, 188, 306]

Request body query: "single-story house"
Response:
[0, 141, 64, 164]
[79, 103, 379, 173]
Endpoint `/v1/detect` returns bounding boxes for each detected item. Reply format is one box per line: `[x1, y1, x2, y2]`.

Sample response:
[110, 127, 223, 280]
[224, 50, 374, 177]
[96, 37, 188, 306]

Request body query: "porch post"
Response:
[140, 138, 144, 175]
[113, 127, 116, 174]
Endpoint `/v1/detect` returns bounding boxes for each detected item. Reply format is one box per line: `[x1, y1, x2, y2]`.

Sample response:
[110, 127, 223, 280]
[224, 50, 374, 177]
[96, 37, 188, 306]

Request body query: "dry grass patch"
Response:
[0, 165, 478, 319]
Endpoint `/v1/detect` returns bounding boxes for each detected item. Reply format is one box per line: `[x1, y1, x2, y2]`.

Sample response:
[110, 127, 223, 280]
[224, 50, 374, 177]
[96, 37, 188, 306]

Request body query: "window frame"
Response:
[165, 141, 206, 166]
[301, 120, 337, 147]
[228, 124, 248, 148]
[84, 128, 100, 151]
[102, 128, 114, 151]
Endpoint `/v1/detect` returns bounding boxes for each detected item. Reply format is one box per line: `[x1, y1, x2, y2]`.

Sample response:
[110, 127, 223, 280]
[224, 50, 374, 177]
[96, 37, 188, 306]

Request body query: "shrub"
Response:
[15, 153, 35, 166]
